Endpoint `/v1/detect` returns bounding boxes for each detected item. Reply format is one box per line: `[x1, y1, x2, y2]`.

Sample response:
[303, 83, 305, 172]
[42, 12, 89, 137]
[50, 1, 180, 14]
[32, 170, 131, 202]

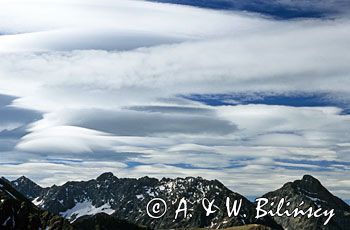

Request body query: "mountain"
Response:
[11, 174, 349, 230]
[0, 177, 74, 230]
[12, 173, 280, 229]
[11, 176, 48, 200]
[260, 175, 350, 230]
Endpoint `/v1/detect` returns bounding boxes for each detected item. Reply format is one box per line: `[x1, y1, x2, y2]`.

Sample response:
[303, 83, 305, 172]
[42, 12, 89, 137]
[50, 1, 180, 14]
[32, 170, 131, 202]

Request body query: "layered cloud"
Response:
[0, 0, 349, 199]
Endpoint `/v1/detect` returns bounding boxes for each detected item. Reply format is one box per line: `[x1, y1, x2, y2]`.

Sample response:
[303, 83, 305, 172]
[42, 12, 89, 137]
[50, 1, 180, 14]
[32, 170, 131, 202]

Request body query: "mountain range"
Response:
[1, 173, 349, 229]
[0, 177, 73, 229]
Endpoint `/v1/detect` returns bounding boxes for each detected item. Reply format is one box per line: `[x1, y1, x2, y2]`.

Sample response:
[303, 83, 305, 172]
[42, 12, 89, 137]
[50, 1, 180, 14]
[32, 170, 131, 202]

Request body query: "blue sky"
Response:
[185, 92, 350, 115]
[0, 0, 349, 200]
[150, 0, 350, 19]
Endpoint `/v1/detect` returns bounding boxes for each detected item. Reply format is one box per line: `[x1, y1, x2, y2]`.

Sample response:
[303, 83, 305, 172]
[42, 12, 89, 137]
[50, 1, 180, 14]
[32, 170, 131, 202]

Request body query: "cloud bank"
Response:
[0, 0, 349, 199]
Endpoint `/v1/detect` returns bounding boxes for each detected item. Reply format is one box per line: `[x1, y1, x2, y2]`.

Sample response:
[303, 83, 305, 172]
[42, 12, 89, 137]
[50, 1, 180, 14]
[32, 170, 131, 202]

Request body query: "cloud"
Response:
[0, 94, 41, 153]
[0, 0, 349, 200]
[1, 18, 349, 108]
[0, 0, 272, 51]
[29, 108, 237, 136]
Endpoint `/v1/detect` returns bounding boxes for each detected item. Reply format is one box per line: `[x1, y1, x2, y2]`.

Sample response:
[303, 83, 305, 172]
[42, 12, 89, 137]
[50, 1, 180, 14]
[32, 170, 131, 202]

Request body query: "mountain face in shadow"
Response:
[11, 173, 280, 229]
[11, 176, 49, 200]
[260, 175, 350, 230]
[0, 177, 74, 230]
[9, 174, 350, 230]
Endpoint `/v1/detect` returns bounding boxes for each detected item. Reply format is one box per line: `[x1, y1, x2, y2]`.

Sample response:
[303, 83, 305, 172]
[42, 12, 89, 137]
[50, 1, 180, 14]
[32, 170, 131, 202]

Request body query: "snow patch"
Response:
[146, 188, 155, 197]
[136, 194, 144, 200]
[59, 199, 115, 222]
[32, 197, 44, 206]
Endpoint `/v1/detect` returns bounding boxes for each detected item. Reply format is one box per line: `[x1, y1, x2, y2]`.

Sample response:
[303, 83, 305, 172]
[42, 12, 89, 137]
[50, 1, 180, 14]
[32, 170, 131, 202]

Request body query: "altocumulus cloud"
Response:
[0, 0, 349, 200]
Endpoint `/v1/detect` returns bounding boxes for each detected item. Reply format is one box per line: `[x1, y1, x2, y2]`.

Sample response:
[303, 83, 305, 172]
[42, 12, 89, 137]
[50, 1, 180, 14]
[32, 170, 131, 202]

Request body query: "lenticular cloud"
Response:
[0, 0, 349, 200]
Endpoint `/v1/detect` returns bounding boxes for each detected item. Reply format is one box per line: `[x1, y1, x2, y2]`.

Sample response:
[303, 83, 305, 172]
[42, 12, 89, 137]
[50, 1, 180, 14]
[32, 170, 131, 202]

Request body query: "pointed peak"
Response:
[18, 175, 29, 180]
[11, 176, 43, 191]
[14, 175, 35, 184]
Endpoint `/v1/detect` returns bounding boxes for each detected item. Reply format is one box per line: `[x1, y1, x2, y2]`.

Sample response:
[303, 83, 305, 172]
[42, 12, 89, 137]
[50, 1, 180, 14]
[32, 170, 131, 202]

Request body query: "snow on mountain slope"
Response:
[60, 199, 115, 222]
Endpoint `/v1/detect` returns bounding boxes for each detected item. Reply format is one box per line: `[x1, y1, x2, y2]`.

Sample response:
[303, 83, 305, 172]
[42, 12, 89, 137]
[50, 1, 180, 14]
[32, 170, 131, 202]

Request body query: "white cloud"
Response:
[0, 0, 349, 199]
[0, 0, 273, 52]
[217, 105, 350, 147]
[1, 18, 349, 109]
[0, 122, 22, 132]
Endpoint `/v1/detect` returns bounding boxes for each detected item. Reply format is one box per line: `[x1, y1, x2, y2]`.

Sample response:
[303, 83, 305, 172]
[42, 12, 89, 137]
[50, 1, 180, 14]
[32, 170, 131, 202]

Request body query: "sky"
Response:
[0, 0, 349, 201]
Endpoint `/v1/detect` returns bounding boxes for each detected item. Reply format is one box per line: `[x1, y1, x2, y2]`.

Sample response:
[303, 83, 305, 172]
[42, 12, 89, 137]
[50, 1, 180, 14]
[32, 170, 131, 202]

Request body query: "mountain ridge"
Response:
[10, 172, 281, 229]
[260, 175, 350, 230]
[0, 177, 74, 229]
[8, 173, 350, 230]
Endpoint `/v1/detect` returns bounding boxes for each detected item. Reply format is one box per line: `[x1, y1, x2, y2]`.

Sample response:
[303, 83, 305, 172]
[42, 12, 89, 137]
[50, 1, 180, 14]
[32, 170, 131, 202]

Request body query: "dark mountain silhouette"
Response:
[11, 176, 48, 200]
[11, 172, 280, 229]
[260, 175, 350, 230]
[9, 174, 350, 229]
[0, 177, 74, 230]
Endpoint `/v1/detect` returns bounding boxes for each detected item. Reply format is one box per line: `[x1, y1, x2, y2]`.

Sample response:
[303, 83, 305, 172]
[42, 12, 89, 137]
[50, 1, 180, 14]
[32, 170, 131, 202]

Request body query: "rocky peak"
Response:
[17, 175, 29, 181]
[96, 172, 116, 181]
[13, 175, 37, 186]
[11, 176, 45, 200]
[261, 175, 350, 230]
[17, 173, 280, 229]
[11, 173, 349, 230]
[297, 174, 323, 189]
[302, 174, 320, 182]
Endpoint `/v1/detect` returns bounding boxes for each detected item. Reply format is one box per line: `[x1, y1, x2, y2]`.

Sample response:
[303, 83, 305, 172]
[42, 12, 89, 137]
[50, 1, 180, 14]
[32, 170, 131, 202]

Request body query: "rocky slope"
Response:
[10, 174, 350, 230]
[12, 172, 280, 229]
[11, 176, 48, 200]
[261, 175, 350, 230]
[0, 177, 74, 230]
